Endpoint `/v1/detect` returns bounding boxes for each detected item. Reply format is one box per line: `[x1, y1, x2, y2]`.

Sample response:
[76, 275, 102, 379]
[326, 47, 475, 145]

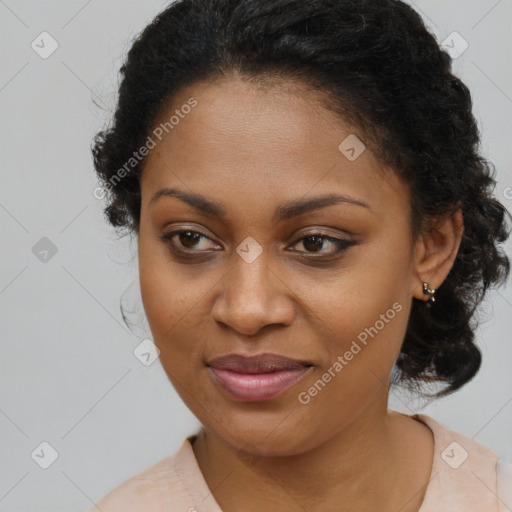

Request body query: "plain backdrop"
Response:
[1, 1, 511, 510]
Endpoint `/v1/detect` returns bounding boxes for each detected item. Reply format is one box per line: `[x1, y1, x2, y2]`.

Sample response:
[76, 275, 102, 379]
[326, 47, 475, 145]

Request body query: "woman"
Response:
[89, 0, 512, 510]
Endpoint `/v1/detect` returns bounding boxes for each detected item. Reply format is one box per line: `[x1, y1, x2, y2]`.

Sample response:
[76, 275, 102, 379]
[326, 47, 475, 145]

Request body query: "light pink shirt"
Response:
[88, 413, 512, 511]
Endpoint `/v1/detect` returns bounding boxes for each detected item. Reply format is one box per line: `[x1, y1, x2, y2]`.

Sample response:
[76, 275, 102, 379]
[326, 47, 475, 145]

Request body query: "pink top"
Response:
[88, 413, 512, 511]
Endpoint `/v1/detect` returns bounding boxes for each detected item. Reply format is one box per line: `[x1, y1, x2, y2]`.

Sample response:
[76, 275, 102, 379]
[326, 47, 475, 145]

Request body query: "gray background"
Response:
[1, 1, 511, 510]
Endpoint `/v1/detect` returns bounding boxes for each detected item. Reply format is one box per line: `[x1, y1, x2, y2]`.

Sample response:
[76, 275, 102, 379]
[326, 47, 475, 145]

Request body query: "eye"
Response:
[158, 228, 357, 260]
[159, 229, 221, 256]
[287, 232, 356, 257]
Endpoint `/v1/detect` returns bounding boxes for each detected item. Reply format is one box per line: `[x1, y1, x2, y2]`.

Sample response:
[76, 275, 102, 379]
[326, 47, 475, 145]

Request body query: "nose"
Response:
[211, 250, 295, 336]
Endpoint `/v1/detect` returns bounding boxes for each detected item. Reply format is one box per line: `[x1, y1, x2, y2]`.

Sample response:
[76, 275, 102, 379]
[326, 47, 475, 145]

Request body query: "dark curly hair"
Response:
[92, 0, 511, 398]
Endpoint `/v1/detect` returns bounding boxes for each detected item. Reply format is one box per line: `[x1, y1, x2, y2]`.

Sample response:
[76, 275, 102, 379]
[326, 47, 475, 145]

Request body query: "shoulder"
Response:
[497, 458, 512, 512]
[411, 414, 507, 511]
[87, 439, 195, 512]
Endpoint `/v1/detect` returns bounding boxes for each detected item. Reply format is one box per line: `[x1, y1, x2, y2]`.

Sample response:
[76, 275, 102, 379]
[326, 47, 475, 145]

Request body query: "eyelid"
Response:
[160, 226, 352, 245]
[290, 226, 353, 241]
[286, 230, 355, 255]
[160, 227, 356, 261]
[159, 228, 220, 248]
[162, 223, 216, 237]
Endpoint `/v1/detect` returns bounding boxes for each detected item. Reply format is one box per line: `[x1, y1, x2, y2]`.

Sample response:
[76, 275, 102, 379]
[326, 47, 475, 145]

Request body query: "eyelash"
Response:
[158, 229, 356, 260]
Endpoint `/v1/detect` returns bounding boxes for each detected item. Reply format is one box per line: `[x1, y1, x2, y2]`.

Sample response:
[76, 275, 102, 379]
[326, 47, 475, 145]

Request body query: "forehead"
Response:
[140, 75, 409, 220]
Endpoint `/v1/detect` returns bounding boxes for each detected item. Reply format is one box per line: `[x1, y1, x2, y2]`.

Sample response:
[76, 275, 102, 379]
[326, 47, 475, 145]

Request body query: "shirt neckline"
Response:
[174, 412, 443, 512]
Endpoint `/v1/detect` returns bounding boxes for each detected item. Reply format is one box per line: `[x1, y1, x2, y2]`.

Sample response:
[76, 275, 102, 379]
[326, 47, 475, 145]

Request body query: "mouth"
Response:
[207, 353, 314, 402]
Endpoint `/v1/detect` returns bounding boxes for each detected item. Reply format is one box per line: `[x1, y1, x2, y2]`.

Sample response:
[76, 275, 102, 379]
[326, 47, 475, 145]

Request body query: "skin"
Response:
[137, 72, 464, 512]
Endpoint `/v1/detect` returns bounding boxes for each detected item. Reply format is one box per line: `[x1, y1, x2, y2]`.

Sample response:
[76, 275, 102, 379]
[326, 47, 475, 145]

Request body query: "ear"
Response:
[411, 206, 464, 302]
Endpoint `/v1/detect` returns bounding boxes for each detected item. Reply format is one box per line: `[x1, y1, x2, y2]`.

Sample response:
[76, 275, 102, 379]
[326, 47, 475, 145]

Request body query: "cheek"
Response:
[138, 237, 193, 343]
[138, 236, 222, 375]
[295, 278, 409, 397]
[138, 225, 198, 322]
[298, 231, 413, 375]
[291, 285, 410, 448]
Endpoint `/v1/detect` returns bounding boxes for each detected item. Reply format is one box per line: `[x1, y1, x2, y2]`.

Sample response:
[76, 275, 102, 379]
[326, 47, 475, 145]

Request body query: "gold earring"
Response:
[422, 282, 436, 304]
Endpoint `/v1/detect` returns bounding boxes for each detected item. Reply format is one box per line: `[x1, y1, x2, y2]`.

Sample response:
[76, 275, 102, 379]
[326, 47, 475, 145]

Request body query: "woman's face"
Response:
[138, 75, 423, 455]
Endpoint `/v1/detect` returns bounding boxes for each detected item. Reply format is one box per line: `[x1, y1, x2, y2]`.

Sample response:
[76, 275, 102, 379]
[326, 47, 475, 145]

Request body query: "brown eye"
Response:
[158, 229, 221, 256]
[179, 231, 201, 248]
[289, 233, 356, 256]
[302, 235, 326, 252]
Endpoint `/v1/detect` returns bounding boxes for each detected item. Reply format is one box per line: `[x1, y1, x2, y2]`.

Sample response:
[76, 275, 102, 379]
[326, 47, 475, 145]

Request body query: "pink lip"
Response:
[208, 352, 312, 373]
[208, 366, 313, 402]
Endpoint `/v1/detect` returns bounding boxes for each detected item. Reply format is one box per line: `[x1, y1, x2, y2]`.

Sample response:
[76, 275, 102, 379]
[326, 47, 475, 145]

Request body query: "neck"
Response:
[191, 400, 434, 512]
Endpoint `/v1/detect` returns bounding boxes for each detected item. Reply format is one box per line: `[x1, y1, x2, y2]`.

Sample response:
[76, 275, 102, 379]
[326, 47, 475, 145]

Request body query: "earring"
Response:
[422, 282, 436, 304]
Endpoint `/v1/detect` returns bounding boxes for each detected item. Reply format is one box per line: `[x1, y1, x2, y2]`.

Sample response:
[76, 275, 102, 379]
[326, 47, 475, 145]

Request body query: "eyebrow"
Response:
[149, 187, 371, 221]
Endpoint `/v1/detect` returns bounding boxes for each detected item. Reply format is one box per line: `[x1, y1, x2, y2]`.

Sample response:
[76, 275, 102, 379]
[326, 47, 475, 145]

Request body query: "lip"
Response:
[208, 353, 312, 373]
[207, 353, 313, 402]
